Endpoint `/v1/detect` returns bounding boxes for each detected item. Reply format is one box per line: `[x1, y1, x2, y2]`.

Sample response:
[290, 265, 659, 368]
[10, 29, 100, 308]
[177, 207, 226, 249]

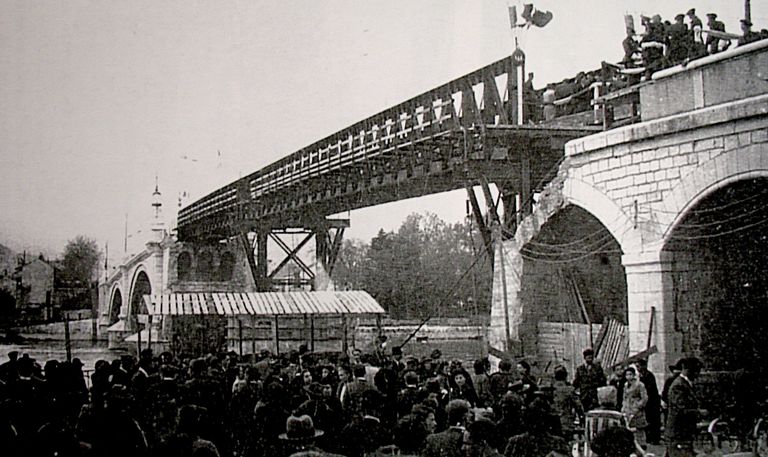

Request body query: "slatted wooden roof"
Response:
[142, 291, 384, 316]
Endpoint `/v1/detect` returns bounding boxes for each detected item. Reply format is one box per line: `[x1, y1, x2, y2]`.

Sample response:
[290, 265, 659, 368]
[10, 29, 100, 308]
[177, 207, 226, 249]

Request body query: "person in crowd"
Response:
[503, 401, 570, 457]
[0, 350, 19, 384]
[573, 348, 606, 412]
[397, 370, 421, 418]
[635, 359, 661, 445]
[667, 14, 690, 65]
[462, 418, 503, 457]
[422, 399, 473, 457]
[687, 8, 707, 59]
[388, 413, 428, 456]
[622, 28, 640, 67]
[739, 19, 762, 46]
[550, 365, 584, 439]
[448, 367, 479, 407]
[338, 390, 390, 457]
[472, 358, 493, 408]
[154, 404, 220, 457]
[495, 389, 526, 449]
[341, 364, 376, 416]
[253, 381, 289, 456]
[706, 13, 730, 54]
[665, 357, 706, 457]
[278, 413, 343, 457]
[590, 425, 638, 457]
[640, 16, 667, 78]
[489, 359, 518, 408]
[661, 359, 682, 410]
[516, 360, 538, 403]
[621, 366, 648, 448]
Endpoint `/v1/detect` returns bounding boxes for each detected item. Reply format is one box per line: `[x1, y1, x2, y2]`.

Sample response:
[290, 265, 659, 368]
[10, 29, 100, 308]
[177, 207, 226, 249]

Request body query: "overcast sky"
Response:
[0, 0, 764, 260]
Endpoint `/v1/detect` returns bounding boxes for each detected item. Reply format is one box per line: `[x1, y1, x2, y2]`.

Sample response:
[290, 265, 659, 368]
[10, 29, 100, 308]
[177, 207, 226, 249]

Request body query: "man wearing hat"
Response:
[661, 359, 682, 410]
[280, 414, 345, 457]
[706, 13, 730, 54]
[422, 399, 473, 457]
[739, 19, 761, 46]
[573, 348, 606, 413]
[667, 14, 690, 65]
[687, 8, 706, 59]
[665, 357, 706, 457]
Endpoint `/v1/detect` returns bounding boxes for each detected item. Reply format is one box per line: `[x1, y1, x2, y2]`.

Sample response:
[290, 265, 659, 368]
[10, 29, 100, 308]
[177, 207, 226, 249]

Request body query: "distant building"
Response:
[0, 245, 56, 316]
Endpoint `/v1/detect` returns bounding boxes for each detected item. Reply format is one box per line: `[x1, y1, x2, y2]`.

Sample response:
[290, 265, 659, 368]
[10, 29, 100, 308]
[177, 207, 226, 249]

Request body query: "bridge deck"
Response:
[177, 55, 599, 240]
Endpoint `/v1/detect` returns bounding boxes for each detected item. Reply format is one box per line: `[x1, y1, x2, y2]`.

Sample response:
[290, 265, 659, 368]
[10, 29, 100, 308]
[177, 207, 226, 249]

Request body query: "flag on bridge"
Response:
[508, 3, 553, 29]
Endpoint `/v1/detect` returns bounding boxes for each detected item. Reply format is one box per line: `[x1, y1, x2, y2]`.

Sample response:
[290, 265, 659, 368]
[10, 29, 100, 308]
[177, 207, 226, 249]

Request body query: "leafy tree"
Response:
[60, 235, 101, 286]
[333, 213, 492, 319]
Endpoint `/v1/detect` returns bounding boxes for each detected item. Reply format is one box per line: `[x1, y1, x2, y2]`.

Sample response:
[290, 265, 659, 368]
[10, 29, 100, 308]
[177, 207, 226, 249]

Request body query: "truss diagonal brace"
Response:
[239, 232, 259, 286]
[466, 184, 494, 258]
[268, 233, 315, 279]
[327, 228, 345, 275]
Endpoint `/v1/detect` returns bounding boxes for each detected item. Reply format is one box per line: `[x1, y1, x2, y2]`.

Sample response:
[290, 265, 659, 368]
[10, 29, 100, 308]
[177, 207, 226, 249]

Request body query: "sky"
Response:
[0, 0, 764, 262]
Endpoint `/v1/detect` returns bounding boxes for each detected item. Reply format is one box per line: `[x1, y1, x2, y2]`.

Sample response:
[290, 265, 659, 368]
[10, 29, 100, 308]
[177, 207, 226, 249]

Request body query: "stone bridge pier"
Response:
[491, 41, 768, 380]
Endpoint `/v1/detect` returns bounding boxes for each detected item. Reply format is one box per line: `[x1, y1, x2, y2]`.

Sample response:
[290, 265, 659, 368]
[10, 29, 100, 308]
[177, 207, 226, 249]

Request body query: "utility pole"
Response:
[745, 0, 751, 23]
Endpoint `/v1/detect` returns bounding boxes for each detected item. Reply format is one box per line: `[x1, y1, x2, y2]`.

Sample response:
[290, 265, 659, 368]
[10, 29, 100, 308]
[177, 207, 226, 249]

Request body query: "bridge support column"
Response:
[313, 219, 347, 291]
[622, 251, 682, 381]
[255, 231, 269, 291]
[241, 231, 272, 291]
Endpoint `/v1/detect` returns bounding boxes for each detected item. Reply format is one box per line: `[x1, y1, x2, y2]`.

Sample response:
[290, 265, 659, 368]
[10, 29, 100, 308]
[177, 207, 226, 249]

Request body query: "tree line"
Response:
[332, 213, 492, 319]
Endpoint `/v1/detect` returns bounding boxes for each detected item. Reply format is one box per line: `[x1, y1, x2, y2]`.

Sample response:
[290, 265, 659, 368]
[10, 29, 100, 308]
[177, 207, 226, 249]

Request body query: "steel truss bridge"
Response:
[177, 54, 600, 290]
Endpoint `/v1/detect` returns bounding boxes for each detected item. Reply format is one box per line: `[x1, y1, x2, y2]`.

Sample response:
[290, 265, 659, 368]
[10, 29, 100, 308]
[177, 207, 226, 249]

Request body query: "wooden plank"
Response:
[197, 293, 210, 314]
[220, 294, 234, 315]
[241, 293, 255, 315]
[191, 293, 201, 315]
[183, 294, 193, 315]
[230, 293, 245, 315]
[211, 293, 225, 315]
[161, 294, 170, 315]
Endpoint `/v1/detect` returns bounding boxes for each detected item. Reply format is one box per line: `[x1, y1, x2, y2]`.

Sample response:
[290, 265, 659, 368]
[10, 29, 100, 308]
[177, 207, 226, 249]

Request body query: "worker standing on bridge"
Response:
[706, 13, 730, 55]
[667, 14, 690, 65]
[738, 19, 762, 46]
[686, 9, 706, 59]
[640, 16, 666, 79]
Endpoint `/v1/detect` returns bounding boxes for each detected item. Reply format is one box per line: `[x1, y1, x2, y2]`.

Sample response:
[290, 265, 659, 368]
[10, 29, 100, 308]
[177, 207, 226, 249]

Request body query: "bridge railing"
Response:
[178, 55, 519, 231]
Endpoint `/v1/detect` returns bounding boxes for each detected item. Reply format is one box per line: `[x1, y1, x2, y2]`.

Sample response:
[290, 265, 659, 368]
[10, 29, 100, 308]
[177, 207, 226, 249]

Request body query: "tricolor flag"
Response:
[508, 3, 553, 29]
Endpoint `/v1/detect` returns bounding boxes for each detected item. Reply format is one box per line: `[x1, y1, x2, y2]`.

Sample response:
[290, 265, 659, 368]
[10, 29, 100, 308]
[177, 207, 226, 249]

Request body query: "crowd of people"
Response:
[0, 343, 720, 457]
[526, 10, 767, 124]
[622, 9, 767, 79]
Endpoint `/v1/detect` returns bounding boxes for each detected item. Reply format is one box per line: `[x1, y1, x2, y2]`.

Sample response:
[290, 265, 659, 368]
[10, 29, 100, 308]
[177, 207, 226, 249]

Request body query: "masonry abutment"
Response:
[621, 251, 679, 381]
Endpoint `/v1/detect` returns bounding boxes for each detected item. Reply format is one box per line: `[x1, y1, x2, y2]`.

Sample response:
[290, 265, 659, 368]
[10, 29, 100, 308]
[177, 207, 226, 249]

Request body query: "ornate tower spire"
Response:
[152, 173, 162, 219]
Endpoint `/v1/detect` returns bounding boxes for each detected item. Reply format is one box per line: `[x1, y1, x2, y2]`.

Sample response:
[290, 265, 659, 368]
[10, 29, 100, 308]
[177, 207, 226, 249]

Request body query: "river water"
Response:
[0, 340, 129, 372]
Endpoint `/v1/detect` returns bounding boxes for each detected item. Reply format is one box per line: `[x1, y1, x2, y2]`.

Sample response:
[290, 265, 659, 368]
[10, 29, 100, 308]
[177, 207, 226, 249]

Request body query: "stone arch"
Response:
[128, 267, 152, 317]
[177, 251, 192, 281]
[562, 177, 642, 253]
[109, 286, 123, 325]
[490, 172, 634, 356]
[659, 143, 768, 245]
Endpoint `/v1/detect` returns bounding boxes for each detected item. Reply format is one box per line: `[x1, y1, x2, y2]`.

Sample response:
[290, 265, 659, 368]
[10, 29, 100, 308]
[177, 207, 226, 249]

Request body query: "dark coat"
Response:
[573, 363, 606, 411]
[665, 375, 700, 443]
[422, 427, 465, 457]
[338, 415, 390, 457]
[340, 378, 375, 415]
[503, 432, 570, 457]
